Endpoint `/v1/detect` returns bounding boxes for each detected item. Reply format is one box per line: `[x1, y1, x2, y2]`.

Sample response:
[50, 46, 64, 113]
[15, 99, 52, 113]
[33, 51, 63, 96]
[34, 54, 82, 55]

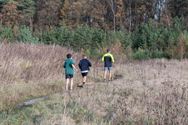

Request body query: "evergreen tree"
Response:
[168, 0, 188, 28]
[17, 0, 36, 27]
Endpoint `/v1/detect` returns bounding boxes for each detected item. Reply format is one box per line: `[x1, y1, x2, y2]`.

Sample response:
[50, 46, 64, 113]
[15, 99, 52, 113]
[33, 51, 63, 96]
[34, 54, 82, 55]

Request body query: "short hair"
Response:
[66, 53, 72, 58]
[82, 54, 87, 58]
[107, 48, 110, 52]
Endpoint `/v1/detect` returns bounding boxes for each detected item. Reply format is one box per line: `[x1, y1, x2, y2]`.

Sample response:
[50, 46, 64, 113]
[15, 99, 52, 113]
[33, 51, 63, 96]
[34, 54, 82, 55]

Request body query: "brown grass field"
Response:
[0, 43, 188, 125]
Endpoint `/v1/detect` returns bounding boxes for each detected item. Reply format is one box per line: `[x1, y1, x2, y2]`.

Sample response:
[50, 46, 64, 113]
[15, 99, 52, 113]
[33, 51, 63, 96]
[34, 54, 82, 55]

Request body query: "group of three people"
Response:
[63, 49, 114, 90]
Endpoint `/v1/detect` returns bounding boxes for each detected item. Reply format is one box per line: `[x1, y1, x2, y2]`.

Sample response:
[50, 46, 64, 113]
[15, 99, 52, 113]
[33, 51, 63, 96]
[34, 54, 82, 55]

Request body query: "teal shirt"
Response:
[63, 58, 75, 75]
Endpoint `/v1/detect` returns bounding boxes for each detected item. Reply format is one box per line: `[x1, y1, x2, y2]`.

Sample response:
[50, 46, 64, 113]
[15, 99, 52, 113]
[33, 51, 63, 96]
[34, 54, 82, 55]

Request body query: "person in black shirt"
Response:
[78, 55, 92, 87]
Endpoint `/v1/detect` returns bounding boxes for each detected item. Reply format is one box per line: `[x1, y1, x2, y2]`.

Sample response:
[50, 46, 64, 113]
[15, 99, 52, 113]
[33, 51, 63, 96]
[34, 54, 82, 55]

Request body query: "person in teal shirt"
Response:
[64, 53, 77, 90]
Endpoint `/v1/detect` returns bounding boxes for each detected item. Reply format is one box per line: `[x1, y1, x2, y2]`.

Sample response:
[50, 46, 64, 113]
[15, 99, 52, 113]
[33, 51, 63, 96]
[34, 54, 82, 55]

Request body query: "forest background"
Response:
[0, 0, 188, 59]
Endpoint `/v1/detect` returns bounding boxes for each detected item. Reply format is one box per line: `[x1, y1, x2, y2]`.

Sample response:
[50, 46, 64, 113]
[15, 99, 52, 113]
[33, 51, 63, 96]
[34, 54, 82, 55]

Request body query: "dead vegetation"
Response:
[0, 43, 188, 125]
[63, 60, 188, 125]
[0, 43, 81, 110]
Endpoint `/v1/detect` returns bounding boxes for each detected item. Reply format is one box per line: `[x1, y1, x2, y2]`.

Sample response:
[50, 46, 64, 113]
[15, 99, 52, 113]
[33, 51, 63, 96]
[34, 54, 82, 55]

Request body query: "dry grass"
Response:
[60, 59, 188, 125]
[0, 43, 81, 110]
[0, 43, 82, 83]
[0, 43, 188, 125]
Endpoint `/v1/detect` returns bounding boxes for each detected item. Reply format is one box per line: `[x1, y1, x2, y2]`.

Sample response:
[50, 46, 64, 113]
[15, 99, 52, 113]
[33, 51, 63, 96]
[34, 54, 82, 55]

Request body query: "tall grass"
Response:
[0, 43, 188, 124]
[0, 43, 81, 110]
[0, 93, 108, 125]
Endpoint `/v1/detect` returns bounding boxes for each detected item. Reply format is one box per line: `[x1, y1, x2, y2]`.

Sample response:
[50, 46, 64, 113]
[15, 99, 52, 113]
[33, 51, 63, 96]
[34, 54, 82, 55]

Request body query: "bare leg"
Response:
[109, 71, 112, 81]
[70, 78, 73, 90]
[83, 76, 87, 84]
[104, 70, 107, 80]
[66, 78, 70, 90]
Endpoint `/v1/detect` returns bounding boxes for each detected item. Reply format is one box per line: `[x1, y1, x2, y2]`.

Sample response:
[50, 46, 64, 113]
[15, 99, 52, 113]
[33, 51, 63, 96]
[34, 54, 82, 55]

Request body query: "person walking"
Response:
[78, 55, 92, 87]
[102, 48, 114, 81]
[64, 53, 77, 90]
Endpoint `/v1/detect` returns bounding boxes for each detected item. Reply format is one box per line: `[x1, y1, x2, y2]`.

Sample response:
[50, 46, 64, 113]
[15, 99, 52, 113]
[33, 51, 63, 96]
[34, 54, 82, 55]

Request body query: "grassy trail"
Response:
[1, 59, 188, 125]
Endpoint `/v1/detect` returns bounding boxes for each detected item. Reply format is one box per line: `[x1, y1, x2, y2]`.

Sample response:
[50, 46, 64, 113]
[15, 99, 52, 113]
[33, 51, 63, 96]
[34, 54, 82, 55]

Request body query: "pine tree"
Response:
[168, 0, 188, 28]
[17, 0, 36, 28]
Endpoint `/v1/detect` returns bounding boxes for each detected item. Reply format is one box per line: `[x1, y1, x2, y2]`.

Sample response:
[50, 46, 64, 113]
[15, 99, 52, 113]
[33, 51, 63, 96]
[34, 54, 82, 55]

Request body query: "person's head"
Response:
[107, 48, 110, 53]
[66, 53, 72, 59]
[82, 54, 87, 59]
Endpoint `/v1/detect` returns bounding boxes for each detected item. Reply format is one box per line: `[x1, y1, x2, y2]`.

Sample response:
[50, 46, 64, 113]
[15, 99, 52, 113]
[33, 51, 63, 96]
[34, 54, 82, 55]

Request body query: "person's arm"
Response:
[72, 64, 77, 71]
[88, 60, 92, 67]
[111, 54, 115, 63]
[71, 60, 77, 71]
[109, 53, 114, 63]
[102, 54, 105, 62]
[78, 61, 81, 69]
[63, 61, 66, 68]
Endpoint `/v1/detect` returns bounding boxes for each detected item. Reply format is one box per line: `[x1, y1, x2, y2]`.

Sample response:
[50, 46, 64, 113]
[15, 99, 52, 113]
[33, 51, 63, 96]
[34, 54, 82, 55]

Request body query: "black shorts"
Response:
[104, 67, 112, 71]
[81, 72, 88, 77]
[65, 74, 73, 79]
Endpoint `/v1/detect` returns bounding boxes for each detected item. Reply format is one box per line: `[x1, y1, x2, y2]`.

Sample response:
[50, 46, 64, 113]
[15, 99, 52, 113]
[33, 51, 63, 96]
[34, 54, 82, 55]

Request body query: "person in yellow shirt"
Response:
[102, 49, 114, 81]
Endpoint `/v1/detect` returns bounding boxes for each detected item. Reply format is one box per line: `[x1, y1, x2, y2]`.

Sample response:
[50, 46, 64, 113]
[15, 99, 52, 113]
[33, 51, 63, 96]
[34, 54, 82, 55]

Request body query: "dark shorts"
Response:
[81, 72, 88, 77]
[104, 67, 112, 71]
[65, 74, 73, 79]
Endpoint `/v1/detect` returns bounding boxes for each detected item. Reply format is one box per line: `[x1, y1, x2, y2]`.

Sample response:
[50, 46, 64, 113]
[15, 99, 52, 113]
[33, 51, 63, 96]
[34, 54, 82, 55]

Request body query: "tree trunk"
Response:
[128, 0, 132, 32]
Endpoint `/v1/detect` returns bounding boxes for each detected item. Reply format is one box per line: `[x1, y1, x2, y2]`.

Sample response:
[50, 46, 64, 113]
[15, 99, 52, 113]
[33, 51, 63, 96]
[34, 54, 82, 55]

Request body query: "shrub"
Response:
[0, 17, 187, 60]
[109, 30, 132, 48]
[131, 18, 185, 59]
[132, 48, 150, 60]
[17, 26, 39, 43]
[184, 31, 188, 57]
[40, 26, 74, 46]
[0, 25, 14, 41]
[73, 25, 94, 50]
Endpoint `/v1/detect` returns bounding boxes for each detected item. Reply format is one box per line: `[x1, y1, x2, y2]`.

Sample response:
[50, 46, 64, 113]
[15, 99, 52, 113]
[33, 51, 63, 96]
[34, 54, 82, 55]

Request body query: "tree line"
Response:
[0, 0, 187, 30]
[0, 0, 188, 60]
